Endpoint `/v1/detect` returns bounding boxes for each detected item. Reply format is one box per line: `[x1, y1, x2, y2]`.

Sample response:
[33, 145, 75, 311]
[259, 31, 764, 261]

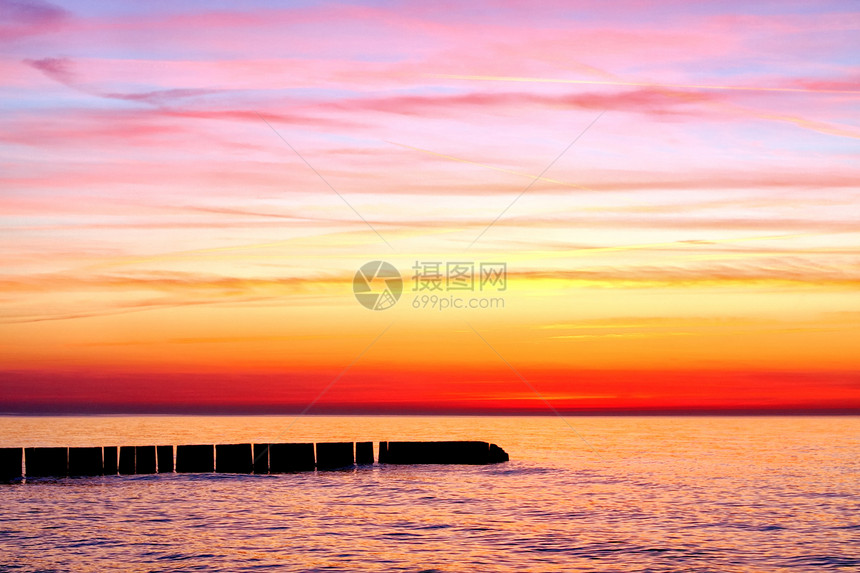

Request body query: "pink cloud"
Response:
[0, 0, 68, 42]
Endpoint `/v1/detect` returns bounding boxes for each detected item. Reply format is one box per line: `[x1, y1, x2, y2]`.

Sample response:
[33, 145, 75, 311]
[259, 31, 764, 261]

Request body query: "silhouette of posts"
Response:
[489, 443, 509, 463]
[68, 447, 102, 476]
[0, 448, 23, 482]
[379, 441, 509, 464]
[176, 445, 214, 473]
[104, 447, 118, 475]
[316, 442, 354, 470]
[25, 447, 67, 478]
[157, 445, 173, 473]
[269, 443, 314, 473]
[252, 444, 269, 474]
[8, 440, 508, 480]
[118, 446, 135, 475]
[215, 444, 252, 473]
[356, 442, 374, 465]
[135, 446, 157, 474]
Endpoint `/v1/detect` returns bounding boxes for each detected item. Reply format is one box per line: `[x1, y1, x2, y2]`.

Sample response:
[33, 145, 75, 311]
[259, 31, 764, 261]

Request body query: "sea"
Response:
[0, 415, 857, 572]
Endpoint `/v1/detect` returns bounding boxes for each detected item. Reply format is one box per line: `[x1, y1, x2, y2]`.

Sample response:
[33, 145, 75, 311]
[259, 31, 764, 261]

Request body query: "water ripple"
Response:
[0, 415, 857, 572]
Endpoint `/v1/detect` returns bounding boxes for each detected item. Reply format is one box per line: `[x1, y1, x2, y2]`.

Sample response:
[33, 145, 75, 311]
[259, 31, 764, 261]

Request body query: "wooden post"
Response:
[24, 447, 67, 478]
[269, 443, 315, 473]
[176, 445, 214, 473]
[135, 446, 157, 474]
[356, 442, 374, 465]
[103, 446, 118, 475]
[252, 444, 269, 474]
[489, 443, 509, 463]
[0, 448, 23, 482]
[379, 441, 508, 465]
[156, 445, 173, 473]
[68, 447, 102, 476]
[215, 444, 252, 473]
[118, 446, 135, 475]
[315, 442, 354, 470]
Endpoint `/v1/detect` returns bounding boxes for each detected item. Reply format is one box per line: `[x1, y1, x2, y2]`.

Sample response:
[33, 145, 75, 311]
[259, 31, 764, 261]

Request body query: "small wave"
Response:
[784, 555, 860, 568]
[487, 466, 557, 477]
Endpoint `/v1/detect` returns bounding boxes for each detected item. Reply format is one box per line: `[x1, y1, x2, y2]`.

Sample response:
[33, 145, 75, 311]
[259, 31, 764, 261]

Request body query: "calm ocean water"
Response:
[0, 415, 857, 572]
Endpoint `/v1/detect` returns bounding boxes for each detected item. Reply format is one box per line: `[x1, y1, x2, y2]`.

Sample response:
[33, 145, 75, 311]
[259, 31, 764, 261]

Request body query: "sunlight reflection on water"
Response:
[0, 416, 857, 572]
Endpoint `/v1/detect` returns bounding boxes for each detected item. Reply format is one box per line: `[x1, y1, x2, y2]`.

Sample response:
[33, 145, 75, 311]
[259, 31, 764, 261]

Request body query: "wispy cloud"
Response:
[0, 0, 68, 42]
[2, 0, 859, 412]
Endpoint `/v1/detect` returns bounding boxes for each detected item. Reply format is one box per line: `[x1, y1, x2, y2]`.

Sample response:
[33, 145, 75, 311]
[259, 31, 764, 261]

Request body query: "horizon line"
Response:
[2, 409, 858, 417]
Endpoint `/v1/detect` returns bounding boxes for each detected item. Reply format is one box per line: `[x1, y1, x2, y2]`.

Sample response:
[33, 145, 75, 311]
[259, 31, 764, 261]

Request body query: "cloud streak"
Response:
[2, 0, 859, 412]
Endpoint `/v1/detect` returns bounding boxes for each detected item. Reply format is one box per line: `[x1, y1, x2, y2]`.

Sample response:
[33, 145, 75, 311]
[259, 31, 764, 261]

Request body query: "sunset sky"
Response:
[1, 0, 859, 413]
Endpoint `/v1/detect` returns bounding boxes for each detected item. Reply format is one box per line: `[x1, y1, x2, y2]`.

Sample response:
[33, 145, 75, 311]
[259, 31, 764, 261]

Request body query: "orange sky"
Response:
[1, 0, 859, 413]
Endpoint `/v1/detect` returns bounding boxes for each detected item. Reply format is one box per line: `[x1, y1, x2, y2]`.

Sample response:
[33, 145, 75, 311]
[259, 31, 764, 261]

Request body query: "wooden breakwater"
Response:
[0, 441, 509, 481]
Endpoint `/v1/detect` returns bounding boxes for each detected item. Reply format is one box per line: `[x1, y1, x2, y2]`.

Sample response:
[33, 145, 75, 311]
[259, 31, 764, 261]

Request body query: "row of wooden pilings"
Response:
[0, 441, 509, 481]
